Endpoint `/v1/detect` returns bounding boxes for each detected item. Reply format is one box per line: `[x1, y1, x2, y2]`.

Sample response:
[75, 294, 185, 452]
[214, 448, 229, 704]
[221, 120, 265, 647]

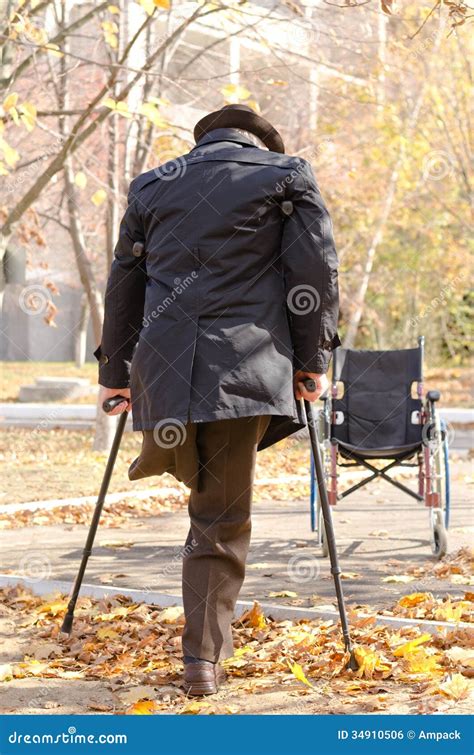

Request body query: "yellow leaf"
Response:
[96, 627, 120, 640]
[405, 648, 442, 675]
[341, 572, 360, 580]
[91, 189, 107, 206]
[43, 43, 63, 58]
[354, 646, 392, 679]
[0, 664, 13, 681]
[126, 699, 160, 715]
[139, 102, 168, 127]
[103, 98, 131, 118]
[15, 660, 49, 677]
[3, 93, 19, 112]
[268, 590, 298, 598]
[382, 575, 415, 583]
[37, 599, 68, 616]
[288, 661, 314, 688]
[240, 601, 267, 630]
[74, 172, 87, 189]
[108, 4, 121, 12]
[438, 673, 472, 700]
[0, 137, 20, 168]
[434, 600, 467, 622]
[156, 606, 184, 624]
[94, 606, 135, 621]
[138, 0, 156, 15]
[103, 97, 118, 110]
[19, 102, 36, 132]
[393, 634, 432, 657]
[179, 700, 212, 715]
[398, 592, 432, 608]
[220, 83, 251, 103]
[0, 161, 8, 176]
[114, 101, 132, 119]
[154, 0, 171, 8]
[245, 99, 261, 114]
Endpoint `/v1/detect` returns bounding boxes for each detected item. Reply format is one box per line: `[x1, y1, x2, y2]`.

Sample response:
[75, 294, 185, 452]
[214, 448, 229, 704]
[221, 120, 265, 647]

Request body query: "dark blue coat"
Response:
[95, 128, 340, 449]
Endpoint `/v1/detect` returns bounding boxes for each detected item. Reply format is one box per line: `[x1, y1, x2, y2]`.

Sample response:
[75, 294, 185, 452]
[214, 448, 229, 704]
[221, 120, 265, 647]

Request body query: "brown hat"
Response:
[194, 104, 285, 153]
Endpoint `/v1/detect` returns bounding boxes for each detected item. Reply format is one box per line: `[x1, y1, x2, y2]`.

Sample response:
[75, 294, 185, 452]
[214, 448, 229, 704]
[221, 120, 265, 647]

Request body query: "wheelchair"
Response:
[309, 336, 451, 559]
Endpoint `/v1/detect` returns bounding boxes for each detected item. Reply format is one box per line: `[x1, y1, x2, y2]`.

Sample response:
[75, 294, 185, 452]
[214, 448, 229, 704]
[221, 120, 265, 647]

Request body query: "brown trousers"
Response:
[129, 415, 271, 662]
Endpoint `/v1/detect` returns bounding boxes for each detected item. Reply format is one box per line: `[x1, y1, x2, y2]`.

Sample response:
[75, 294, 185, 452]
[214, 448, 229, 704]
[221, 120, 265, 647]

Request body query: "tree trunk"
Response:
[74, 293, 89, 368]
[343, 14, 445, 349]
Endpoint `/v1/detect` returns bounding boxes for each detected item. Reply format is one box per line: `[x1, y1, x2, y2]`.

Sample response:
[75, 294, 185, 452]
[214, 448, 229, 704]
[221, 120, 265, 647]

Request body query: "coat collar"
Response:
[191, 127, 259, 152]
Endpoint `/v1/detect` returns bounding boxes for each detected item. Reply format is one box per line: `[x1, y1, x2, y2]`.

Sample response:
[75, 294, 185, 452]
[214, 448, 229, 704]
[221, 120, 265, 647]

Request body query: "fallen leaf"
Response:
[0, 664, 13, 681]
[353, 646, 392, 679]
[398, 593, 432, 608]
[438, 673, 472, 700]
[444, 647, 474, 668]
[268, 591, 298, 598]
[156, 606, 184, 624]
[126, 699, 161, 715]
[287, 661, 314, 688]
[393, 634, 432, 657]
[96, 627, 120, 640]
[239, 602, 267, 630]
[179, 700, 212, 715]
[382, 575, 415, 584]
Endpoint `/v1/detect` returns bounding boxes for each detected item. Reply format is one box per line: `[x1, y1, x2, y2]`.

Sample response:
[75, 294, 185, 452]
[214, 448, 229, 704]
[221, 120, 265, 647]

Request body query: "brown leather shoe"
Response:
[183, 661, 227, 696]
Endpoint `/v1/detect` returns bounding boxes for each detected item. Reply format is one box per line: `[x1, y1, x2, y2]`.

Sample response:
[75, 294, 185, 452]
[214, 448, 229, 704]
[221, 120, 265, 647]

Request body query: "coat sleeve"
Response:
[94, 185, 147, 388]
[281, 159, 340, 374]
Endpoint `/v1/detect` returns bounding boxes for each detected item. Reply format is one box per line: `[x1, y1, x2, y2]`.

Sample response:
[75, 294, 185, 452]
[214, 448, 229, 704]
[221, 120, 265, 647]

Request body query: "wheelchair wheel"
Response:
[431, 510, 448, 559]
[429, 414, 449, 559]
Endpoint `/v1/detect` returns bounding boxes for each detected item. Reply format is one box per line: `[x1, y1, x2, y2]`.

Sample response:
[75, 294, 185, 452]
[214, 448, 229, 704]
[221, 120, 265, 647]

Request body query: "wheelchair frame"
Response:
[310, 337, 450, 559]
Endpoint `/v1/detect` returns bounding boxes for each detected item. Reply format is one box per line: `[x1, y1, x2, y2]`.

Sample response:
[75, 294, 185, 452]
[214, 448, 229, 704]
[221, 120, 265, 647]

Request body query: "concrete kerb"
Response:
[0, 574, 470, 636]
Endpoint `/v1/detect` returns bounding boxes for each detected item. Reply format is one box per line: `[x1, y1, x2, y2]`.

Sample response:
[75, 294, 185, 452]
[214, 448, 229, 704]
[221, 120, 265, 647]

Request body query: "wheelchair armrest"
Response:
[427, 389, 441, 403]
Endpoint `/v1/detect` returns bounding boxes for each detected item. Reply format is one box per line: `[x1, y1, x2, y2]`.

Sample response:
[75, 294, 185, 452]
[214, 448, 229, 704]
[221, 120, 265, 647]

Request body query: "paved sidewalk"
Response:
[1, 460, 472, 610]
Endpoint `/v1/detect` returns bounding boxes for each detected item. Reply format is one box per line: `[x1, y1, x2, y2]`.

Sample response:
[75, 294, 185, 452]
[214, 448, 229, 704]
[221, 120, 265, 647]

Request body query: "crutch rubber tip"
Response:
[347, 651, 359, 671]
[60, 613, 74, 634]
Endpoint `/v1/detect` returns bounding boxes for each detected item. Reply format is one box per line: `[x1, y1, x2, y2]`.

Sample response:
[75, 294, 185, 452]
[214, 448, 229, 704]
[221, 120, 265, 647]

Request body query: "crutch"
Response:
[61, 396, 129, 634]
[301, 378, 358, 670]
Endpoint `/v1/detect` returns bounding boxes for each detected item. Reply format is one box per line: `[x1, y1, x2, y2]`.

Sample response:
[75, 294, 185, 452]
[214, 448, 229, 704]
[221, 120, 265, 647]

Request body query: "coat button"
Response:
[99, 354, 109, 365]
[132, 241, 145, 257]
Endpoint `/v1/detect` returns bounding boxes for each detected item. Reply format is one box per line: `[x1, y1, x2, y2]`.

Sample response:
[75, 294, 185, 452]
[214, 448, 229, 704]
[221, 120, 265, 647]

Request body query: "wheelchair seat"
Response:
[335, 439, 422, 461]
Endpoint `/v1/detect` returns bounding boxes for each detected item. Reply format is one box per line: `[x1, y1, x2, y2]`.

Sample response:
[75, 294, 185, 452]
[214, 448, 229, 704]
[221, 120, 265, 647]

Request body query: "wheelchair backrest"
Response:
[332, 347, 423, 449]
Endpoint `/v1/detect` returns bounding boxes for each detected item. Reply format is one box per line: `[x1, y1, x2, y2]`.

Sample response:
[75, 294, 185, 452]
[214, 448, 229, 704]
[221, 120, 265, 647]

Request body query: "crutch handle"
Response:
[103, 395, 130, 413]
